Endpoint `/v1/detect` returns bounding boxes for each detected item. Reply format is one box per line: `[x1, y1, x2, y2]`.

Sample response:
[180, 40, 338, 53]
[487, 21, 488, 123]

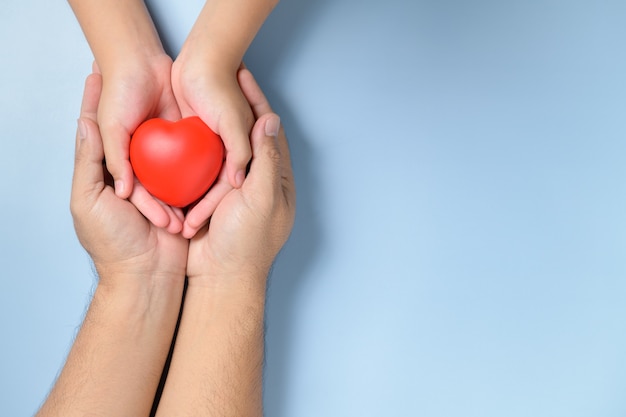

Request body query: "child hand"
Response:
[95, 55, 183, 232]
[172, 54, 254, 238]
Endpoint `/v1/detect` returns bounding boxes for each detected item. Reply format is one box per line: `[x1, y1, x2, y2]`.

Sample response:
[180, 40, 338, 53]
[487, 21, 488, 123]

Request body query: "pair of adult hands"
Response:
[36, 65, 293, 417]
[72, 66, 295, 289]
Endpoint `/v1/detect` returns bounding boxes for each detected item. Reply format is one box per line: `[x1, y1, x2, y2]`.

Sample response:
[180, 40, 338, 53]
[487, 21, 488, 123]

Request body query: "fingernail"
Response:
[265, 115, 280, 138]
[235, 169, 246, 188]
[77, 119, 87, 140]
[114, 180, 125, 196]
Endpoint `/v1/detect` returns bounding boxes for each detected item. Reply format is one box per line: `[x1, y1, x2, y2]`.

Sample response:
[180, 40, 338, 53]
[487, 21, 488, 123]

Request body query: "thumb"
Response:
[98, 121, 134, 199]
[219, 109, 254, 189]
[71, 118, 106, 211]
[244, 113, 282, 197]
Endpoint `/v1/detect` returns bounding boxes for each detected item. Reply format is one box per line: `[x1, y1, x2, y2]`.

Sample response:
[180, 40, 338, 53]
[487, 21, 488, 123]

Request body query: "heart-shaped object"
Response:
[130, 116, 224, 207]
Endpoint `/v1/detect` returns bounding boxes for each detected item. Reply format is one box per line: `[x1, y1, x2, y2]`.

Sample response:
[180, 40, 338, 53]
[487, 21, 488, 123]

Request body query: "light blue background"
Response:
[2, 1, 626, 415]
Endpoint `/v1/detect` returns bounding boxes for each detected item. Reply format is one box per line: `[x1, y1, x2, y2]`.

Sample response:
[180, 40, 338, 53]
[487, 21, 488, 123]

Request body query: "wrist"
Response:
[70, 0, 166, 74]
[151, 270, 266, 416]
[183, 0, 278, 69]
[187, 267, 269, 298]
[100, 49, 172, 82]
[94, 267, 186, 307]
[178, 0, 263, 73]
[175, 35, 240, 79]
[97, 40, 166, 75]
[185, 278, 267, 320]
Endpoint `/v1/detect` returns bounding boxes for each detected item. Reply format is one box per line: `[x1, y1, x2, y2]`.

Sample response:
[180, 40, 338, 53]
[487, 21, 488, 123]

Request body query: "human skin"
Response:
[35, 72, 188, 417]
[154, 67, 295, 416]
[68, 0, 183, 231]
[37, 67, 295, 416]
[172, 0, 280, 238]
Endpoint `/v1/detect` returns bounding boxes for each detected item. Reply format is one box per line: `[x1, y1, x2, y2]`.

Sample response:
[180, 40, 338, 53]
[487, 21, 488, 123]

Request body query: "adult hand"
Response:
[153, 67, 294, 417]
[95, 56, 183, 232]
[37, 71, 188, 417]
[71, 71, 189, 288]
[186, 67, 296, 287]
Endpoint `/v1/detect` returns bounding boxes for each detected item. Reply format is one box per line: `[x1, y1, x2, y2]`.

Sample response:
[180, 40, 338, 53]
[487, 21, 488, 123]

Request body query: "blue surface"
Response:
[2, 1, 626, 415]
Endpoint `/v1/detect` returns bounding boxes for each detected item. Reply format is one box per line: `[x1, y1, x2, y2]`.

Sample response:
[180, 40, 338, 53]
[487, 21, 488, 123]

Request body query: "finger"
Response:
[181, 221, 203, 240]
[238, 68, 294, 203]
[99, 121, 135, 200]
[127, 181, 184, 234]
[71, 118, 106, 211]
[237, 69, 295, 210]
[238, 68, 273, 119]
[246, 114, 295, 215]
[220, 113, 253, 188]
[243, 113, 283, 198]
[72, 73, 106, 204]
[128, 181, 171, 229]
[171, 206, 185, 224]
[172, 91, 243, 189]
[181, 218, 206, 240]
[158, 201, 183, 235]
[79, 72, 103, 123]
[182, 171, 233, 239]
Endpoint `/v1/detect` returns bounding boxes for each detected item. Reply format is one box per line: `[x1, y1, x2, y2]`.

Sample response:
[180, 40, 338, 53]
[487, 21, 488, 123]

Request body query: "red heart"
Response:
[130, 116, 224, 207]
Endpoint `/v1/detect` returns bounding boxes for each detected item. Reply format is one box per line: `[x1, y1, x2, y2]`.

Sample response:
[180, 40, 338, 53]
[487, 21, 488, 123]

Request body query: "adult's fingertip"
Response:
[77, 119, 88, 141]
[265, 114, 280, 138]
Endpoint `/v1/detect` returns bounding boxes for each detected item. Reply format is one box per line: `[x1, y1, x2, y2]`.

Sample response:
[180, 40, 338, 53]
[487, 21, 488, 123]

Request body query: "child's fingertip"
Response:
[114, 179, 126, 197]
[235, 169, 246, 188]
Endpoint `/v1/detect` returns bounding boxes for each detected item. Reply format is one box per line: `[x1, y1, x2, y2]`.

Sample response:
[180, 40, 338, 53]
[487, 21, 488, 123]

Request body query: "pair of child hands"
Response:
[70, 0, 279, 238]
[96, 54, 252, 238]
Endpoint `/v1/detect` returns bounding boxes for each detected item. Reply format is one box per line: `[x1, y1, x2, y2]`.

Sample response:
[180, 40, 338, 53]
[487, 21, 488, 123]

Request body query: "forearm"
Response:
[68, 0, 165, 74]
[36, 274, 185, 417]
[155, 275, 268, 416]
[181, 0, 279, 71]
